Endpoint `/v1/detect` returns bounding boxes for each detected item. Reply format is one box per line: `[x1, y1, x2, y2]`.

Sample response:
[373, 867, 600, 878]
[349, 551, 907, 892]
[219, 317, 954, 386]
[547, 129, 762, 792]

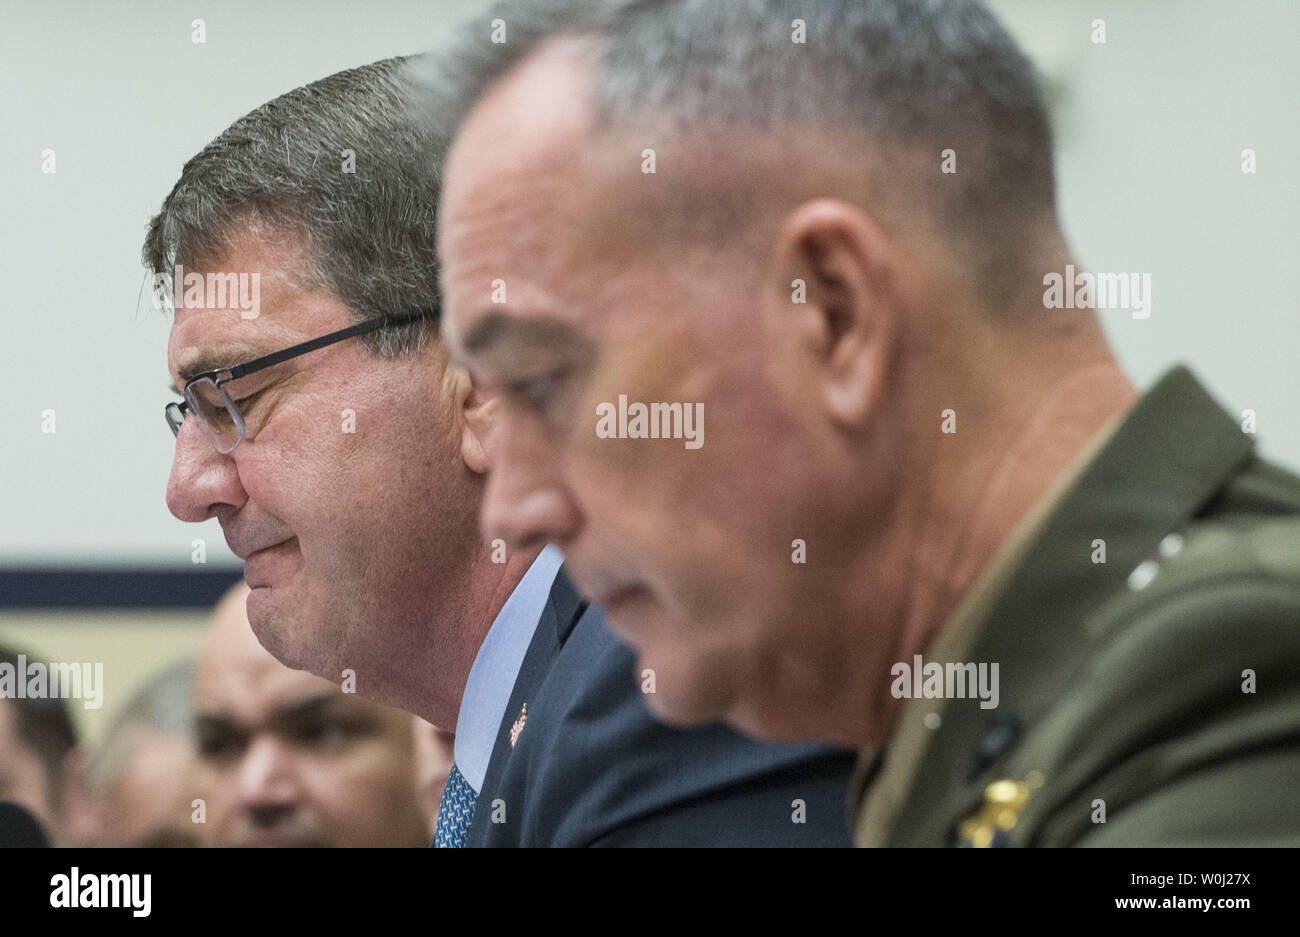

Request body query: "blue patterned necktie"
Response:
[434, 763, 478, 848]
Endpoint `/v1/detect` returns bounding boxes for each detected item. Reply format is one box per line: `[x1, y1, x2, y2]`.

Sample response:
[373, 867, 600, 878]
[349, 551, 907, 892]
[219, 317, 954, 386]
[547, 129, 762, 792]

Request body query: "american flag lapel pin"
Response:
[509, 702, 528, 748]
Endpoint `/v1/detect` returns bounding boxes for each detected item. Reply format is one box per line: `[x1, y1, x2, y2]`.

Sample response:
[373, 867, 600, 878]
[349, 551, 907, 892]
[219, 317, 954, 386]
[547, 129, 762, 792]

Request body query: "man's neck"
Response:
[415, 546, 542, 729]
[859, 352, 1137, 748]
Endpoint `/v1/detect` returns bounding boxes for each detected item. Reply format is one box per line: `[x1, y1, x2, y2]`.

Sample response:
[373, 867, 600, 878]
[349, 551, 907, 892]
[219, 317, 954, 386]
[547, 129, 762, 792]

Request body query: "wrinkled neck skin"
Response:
[849, 355, 1138, 749]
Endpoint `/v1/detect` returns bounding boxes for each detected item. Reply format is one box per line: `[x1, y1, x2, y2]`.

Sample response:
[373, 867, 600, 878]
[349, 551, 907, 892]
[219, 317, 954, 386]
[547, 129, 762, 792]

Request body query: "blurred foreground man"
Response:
[430, 0, 1300, 845]
[194, 583, 428, 847]
[149, 59, 854, 846]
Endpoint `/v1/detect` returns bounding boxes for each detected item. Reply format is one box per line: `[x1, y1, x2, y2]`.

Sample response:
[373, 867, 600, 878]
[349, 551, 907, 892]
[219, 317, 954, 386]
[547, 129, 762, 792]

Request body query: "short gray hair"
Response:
[414, 0, 1057, 294]
[143, 57, 441, 356]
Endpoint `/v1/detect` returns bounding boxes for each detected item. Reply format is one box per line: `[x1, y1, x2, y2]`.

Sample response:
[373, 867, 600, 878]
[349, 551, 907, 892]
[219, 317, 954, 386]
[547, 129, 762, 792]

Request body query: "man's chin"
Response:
[244, 584, 310, 672]
[244, 581, 269, 620]
[724, 702, 805, 744]
[596, 584, 656, 648]
[635, 646, 736, 731]
[646, 679, 802, 743]
[243, 583, 278, 641]
[639, 681, 715, 728]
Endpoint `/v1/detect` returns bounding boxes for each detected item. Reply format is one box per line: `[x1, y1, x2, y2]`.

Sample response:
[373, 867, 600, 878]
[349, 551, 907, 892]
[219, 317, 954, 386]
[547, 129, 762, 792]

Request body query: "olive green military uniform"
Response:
[852, 366, 1300, 846]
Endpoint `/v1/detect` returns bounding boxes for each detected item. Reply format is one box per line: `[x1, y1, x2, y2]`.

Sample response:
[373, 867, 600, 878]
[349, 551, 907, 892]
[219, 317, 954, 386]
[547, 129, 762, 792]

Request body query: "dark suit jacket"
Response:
[467, 569, 856, 846]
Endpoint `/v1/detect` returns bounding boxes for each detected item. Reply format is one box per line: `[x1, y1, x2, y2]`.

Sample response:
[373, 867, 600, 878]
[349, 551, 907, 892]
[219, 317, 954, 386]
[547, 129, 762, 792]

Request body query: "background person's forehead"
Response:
[196, 676, 349, 725]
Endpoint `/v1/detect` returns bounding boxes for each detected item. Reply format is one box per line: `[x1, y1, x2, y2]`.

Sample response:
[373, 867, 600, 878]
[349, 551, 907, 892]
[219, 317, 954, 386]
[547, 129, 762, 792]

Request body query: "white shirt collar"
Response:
[452, 545, 564, 793]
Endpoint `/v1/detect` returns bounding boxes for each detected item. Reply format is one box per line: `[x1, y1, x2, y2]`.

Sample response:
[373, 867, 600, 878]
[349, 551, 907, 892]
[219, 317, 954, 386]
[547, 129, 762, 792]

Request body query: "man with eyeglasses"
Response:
[164, 317, 396, 454]
[148, 57, 855, 847]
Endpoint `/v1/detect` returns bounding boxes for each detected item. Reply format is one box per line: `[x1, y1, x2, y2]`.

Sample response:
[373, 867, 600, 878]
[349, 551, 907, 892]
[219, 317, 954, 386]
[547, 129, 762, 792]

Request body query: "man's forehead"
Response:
[439, 146, 596, 354]
[168, 319, 289, 396]
[439, 166, 611, 369]
[439, 38, 599, 314]
[165, 233, 320, 378]
[446, 35, 596, 186]
[166, 289, 342, 391]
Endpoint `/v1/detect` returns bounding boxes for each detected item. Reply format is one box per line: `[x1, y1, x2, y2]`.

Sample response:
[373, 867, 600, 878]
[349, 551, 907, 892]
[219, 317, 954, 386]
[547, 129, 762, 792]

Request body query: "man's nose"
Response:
[480, 422, 581, 553]
[165, 420, 246, 522]
[235, 735, 302, 819]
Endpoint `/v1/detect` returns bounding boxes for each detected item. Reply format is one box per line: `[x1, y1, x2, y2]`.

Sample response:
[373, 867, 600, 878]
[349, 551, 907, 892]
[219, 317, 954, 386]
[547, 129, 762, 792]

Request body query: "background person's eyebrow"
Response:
[192, 692, 346, 735]
[460, 311, 586, 358]
[193, 711, 239, 733]
[268, 691, 354, 725]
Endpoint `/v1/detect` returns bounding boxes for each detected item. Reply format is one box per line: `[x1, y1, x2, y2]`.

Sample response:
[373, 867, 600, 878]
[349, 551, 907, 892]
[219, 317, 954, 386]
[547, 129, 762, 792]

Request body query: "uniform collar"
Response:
[859, 365, 1254, 845]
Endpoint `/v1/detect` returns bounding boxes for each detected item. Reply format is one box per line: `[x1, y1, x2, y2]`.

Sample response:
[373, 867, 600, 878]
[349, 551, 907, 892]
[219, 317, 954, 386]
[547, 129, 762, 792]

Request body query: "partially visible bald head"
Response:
[199, 582, 311, 706]
[194, 583, 427, 848]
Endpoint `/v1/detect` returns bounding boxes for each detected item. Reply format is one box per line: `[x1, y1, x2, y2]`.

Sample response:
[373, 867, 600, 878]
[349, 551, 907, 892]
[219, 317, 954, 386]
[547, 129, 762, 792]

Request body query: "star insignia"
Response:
[957, 771, 1044, 847]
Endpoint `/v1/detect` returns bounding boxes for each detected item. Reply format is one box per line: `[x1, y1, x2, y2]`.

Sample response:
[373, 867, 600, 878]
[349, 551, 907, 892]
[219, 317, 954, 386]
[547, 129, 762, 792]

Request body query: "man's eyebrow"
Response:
[459, 310, 584, 357]
[170, 345, 271, 393]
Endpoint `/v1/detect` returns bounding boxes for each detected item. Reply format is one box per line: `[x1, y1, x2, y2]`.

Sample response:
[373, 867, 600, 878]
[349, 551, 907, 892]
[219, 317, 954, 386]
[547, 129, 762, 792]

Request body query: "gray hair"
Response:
[85, 658, 196, 793]
[143, 57, 441, 356]
[413, 0, 1057, 295]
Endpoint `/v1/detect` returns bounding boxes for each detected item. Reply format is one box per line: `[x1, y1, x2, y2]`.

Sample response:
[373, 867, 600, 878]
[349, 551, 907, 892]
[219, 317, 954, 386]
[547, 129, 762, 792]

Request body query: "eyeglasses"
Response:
[165, 316, 397, 453]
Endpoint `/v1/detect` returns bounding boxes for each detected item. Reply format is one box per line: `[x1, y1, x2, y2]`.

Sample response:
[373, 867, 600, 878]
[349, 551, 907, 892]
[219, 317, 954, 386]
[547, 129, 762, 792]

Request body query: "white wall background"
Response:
[0, 0, 494, 569]
[1, 0, 1296, 570]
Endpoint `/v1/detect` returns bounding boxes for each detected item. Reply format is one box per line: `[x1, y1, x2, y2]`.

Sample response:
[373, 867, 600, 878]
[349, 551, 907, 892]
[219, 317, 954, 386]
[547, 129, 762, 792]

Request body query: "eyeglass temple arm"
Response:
[225, 316, 394, 381]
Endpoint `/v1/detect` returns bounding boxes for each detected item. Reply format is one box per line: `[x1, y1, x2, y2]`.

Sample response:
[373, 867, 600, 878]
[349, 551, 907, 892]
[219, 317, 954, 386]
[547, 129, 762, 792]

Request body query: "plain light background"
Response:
[1, 0, 1296, 574]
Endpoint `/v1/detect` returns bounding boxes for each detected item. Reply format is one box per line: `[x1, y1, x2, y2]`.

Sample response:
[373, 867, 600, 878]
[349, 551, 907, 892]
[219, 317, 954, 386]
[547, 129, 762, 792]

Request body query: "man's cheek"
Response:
[235, 445, 302, 510]
[570, 433, 683, 528]
[319, 760, 387, 826]
[259, 399, 346, 477]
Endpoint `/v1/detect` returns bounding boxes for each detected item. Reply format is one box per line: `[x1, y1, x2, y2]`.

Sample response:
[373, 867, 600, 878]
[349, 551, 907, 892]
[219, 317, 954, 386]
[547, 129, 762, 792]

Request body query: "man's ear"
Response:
[457, 376, 498, 475]
[772, 198, 897, 428]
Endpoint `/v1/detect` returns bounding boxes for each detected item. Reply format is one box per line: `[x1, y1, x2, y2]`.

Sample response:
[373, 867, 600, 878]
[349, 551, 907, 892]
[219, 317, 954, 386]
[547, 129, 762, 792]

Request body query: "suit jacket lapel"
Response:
[466, 566, 588, 842]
